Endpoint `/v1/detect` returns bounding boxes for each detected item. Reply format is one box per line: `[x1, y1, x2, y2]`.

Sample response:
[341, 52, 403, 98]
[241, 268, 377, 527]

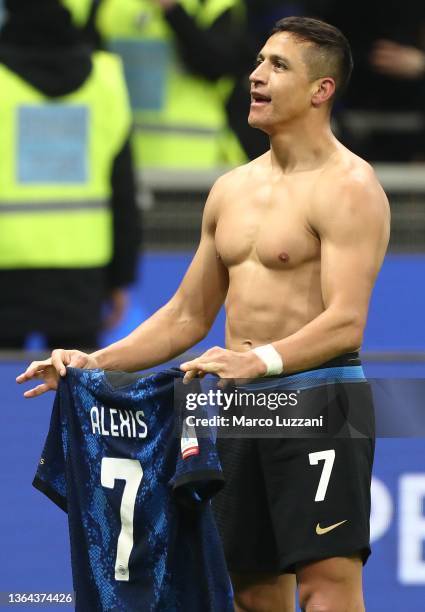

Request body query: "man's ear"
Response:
[311, 77, 336, 107]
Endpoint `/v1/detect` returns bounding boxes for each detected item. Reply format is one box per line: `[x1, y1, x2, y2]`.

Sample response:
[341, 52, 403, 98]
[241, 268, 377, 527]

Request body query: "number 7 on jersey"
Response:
[101, 458, 144, 581]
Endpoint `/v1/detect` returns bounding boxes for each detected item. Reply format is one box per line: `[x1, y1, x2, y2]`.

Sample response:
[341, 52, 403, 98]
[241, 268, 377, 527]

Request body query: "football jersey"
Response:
[33, 367, 233, 612]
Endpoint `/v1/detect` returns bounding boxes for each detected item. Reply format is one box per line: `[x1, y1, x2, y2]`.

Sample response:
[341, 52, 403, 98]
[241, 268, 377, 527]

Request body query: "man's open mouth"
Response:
[251, 92, 272, 105]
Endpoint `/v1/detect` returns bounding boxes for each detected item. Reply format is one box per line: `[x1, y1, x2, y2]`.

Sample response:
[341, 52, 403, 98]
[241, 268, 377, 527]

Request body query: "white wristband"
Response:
[252, 344, 284, 376]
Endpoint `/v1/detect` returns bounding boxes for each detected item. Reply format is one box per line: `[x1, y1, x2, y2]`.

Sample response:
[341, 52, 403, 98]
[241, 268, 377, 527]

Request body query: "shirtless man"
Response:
[17, 16, 390, 612]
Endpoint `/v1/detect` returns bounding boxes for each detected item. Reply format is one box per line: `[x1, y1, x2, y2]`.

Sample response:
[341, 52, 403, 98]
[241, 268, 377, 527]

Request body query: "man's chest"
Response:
[215, 181, 320, 270]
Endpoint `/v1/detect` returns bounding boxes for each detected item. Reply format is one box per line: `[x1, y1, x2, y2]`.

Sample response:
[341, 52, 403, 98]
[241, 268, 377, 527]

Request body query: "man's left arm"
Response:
[268, 172, 390, 374]
[181, 171, 390, 380]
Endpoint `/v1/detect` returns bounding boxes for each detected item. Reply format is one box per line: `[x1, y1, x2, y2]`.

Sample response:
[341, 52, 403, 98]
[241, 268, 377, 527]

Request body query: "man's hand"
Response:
[16, 349, 99, 398]
[180, 346, 267, 384]
[370, 40, 425, 79]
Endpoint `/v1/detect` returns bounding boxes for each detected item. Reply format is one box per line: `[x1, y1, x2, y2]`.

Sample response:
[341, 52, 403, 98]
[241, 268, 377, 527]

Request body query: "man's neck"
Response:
[269, 117, 338, 174]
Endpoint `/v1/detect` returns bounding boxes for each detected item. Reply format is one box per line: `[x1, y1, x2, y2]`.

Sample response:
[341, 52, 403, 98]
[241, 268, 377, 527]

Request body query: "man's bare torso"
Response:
[214, 146, 388, 353]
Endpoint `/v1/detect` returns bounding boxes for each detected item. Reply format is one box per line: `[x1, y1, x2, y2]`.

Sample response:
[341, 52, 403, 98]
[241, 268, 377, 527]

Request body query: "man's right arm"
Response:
[93, 177, 229, 371]
[16, 177, 229, 395]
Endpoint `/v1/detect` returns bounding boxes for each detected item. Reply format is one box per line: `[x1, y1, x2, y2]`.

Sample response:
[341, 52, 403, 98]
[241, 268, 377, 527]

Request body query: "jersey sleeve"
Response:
[32, 388, 68, 512]
[169, 409, 224, 507]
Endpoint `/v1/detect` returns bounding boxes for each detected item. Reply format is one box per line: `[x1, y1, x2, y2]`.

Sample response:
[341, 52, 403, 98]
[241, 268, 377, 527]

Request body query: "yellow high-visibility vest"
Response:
[0, 52, 131, 268]
[96, 0, 246, 169]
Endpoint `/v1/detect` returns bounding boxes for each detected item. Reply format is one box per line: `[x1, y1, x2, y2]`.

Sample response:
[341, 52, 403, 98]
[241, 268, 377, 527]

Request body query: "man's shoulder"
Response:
[316, 148, 389, 215]
[324, 148, 380, 191]
[321, 145, 368, 185]
[310, 147, 390, 232]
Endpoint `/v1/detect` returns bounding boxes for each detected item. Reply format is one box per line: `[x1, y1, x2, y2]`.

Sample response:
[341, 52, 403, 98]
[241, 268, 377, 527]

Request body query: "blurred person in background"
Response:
[69, 0, 265, 168]
[323, 0, 425, 161]
[369, 39, 425, 91]
[0, 0, 141, 350]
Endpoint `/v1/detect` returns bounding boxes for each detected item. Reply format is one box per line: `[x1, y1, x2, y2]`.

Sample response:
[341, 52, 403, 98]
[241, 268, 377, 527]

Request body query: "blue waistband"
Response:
[244, 365, 366, 392]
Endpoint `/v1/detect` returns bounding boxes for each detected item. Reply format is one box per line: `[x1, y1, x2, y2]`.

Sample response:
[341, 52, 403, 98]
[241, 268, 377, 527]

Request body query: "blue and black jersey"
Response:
[34, 367, 233, 612]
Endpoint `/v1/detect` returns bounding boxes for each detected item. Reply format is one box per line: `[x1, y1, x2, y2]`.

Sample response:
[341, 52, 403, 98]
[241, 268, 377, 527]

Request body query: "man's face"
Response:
[248, 32, 315, 133]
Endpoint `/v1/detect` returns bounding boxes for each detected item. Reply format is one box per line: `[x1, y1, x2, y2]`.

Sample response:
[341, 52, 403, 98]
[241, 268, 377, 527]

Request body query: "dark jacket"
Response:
[0, 1, 141, 341]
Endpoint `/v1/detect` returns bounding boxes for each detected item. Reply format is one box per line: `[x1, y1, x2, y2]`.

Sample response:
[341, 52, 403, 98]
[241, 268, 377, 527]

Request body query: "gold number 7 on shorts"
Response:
[308, 449, 335, 502]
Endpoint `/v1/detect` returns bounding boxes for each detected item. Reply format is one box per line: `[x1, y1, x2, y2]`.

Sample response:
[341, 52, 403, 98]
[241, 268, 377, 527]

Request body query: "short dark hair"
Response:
[271, 16, 353, 99]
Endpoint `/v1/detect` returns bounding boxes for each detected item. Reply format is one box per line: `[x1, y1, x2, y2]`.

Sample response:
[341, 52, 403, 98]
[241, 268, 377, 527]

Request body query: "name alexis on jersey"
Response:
[90, 406, 148, 439]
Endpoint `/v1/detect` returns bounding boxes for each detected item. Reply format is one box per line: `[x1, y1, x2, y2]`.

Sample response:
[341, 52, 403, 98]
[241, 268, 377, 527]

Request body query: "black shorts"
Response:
[212, 353, 375, 574]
